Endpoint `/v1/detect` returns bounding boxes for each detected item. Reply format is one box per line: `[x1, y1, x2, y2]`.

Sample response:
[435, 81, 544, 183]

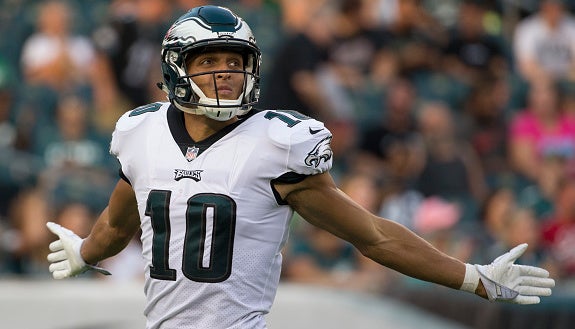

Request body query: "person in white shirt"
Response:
[20, 0, 95, 91]
[513, 0, 575, 83]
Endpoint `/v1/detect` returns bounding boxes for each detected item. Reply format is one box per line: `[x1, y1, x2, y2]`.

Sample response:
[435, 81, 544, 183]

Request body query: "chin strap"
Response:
[157, 82, 169, 94]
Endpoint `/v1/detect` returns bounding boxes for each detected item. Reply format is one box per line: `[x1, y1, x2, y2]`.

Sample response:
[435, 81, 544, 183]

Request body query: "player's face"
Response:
[186, 51, 245, 100]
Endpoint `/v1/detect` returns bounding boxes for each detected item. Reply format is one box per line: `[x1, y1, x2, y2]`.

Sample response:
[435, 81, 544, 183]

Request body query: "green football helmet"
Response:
[159, 6, 261, 121]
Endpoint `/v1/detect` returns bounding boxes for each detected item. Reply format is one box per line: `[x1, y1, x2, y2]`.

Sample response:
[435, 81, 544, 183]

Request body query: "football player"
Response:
[46, 5, 555, 329]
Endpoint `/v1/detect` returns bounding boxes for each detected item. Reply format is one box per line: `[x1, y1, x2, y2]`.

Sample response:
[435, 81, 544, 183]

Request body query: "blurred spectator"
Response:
[5, 189, 51, 276]
[276, 0, 328, 33]
[4, 198, 99, 277]
[0, 57, 46, 266]
[414, 101, 488, 223]
[319, 0, 398, 124]
[517, 155, 567, 219]
[385, 0, 447, 76]
[378, 188, 423, 232]
[384, 0, 470, 110]
[508, 80, 575, 184]
[476, 186, 559, 280]
[52, 202, 94, 239]
[442, 1, 509, 85]
[92, 0, 173, 108]
[323, 121, 360, 184]
[0, 59, 21, 218]
[355, 77, 424, 186]
[564, 84, 575, 116]
[283, 222, 370, 291]
[258, 2, 333, 120]
[387, 194, 475, 291]
[483, 207, 554, 269]
[32, 94, 112, 171]
[479, 187, 517, 245]
[462, 76, 513, 189]
[174, 0, 210, 14]
[365, 77, 425, 230]
[38, 165, 116, 218]
[338, 171, 383, 213]
[513, 0, 575, 84]
[412, 196, 473, 263]
[323, 0, 394, 103]
[541, 178, 575, 279]
[473, 184, 560, 277]
[473, 185, 561, 278]
[20, 0, 96, 95]
[17, 0, 121, 149]
[26, 93, 117, 214]
[0, 59, 16, 150]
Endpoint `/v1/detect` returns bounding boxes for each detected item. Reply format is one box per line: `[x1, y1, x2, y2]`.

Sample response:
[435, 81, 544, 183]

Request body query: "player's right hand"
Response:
[46, 222, 111, 279]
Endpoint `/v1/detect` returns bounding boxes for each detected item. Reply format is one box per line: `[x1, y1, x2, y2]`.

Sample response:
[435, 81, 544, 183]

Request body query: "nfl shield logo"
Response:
[185, 146, 199, 162]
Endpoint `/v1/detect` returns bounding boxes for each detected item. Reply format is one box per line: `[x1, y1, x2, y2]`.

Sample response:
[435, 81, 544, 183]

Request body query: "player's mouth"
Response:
[217, 85, 235, 97]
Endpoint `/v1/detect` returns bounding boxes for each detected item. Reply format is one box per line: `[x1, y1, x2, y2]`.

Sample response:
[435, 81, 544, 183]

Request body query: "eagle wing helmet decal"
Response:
[305, 136, 333, 168]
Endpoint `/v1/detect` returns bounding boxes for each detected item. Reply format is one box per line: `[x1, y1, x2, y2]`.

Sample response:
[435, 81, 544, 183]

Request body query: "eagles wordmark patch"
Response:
[174, 169, 203, 181]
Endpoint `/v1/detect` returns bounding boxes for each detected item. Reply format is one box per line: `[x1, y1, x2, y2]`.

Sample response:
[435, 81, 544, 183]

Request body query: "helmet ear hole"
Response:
[182, 53, 193, 71]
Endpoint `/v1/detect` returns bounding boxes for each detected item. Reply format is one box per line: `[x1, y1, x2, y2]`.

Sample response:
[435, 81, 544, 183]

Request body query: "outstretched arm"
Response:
[276, 172, 469, 291]
[274, 172, 554, 303]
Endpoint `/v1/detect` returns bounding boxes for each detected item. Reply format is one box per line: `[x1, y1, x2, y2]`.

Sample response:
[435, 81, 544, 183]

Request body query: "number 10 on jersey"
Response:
[146, 190, 237, 283]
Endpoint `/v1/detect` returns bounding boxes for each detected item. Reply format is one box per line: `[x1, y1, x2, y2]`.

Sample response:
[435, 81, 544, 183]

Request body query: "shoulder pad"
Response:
[261, 110, 325, 146]
[111, 102, 168, 157]
[261, 110, 333, 175]
[114, 102, 168, 133]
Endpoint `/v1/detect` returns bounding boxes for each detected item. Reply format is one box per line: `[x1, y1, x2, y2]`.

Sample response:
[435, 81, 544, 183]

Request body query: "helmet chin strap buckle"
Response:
[157, 82, 170, 94]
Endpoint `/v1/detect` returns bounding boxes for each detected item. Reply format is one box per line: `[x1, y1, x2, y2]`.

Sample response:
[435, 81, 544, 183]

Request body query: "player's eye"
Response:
[199, 58, 214, 66]
[227, 58, 241, 68]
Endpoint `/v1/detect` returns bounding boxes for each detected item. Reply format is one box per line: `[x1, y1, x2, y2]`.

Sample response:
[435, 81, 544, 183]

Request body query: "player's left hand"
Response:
[46, 222, 111, 279]
[471, 243, 555, 304]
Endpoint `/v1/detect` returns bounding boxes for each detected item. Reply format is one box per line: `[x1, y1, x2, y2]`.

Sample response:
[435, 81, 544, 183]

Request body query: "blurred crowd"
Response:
[1, 0, 575, 299]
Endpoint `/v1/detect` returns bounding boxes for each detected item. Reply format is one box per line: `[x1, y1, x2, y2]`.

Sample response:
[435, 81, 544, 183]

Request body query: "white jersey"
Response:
[110, 102, 333, 329]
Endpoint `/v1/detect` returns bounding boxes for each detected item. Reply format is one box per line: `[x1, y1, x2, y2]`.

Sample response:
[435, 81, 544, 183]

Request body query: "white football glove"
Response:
[461, 243, 555, 304]
[46, 222, 111, 279]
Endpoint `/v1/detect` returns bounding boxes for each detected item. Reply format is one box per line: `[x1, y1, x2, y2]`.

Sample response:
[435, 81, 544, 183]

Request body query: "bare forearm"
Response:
[281, 173, 485, 296]
[360, 219, 466, 290]
[288, 181, 466, 291]
[81, 206, 138, 264]
[360, 219, 487, 298]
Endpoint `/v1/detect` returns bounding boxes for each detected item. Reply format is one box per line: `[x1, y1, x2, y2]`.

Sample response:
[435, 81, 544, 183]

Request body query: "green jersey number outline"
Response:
[264, 110, 310, 127]
[146, 190, 237, 283]
[129, 102, 162, 117]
